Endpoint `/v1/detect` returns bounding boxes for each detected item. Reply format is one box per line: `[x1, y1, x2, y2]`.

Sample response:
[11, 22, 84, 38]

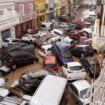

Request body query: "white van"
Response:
[30, 75, 68, 105]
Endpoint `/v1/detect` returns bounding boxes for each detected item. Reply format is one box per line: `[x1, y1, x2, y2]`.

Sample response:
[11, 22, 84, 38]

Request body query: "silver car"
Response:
[68, 80, 90, 105]
[19, 69, 60, 93]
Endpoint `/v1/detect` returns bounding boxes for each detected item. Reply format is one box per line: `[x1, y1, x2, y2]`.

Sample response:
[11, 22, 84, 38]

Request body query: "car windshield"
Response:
[40, 47, 45, 52]
[70, 66, 83, 71]
[3, 39, 9, 42]
[80, 88, 89, 98]
[61, 50, 71, 58]
[44, 64, 56, 68]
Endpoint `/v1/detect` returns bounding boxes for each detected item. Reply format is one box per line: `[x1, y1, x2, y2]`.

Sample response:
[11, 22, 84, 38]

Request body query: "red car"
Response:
[82, 38, 92, 47]
[42, 55, 58, 72]
[67, 30, 83, 40]
[74, 21, 88, 28]
[35, 35, 53, 47]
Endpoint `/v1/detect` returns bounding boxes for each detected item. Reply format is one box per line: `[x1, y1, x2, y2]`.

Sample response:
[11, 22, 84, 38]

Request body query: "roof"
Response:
[30, 75, 67, 105]
[41, 44, 52, 49]
[56, 42, 68, 51]
[72, 80, 90, 92]
[78, 45, 89, 47]
[45, 55, 56, 64]
[66, 62, 82, 67]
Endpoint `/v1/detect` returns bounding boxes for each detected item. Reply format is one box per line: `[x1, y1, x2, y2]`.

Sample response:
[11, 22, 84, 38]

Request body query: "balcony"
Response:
[49, 8, 54, 11]
[19, 12, 37, 23]
[36, 9, 46, 16]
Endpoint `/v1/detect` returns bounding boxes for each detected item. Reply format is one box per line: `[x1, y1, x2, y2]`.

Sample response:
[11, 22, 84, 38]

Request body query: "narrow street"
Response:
[0, 2, 97, 105]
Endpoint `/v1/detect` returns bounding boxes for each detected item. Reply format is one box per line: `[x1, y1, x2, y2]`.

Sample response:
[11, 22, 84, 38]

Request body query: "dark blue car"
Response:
[52, 43, 73, 66]
[71, 45, 94, 57]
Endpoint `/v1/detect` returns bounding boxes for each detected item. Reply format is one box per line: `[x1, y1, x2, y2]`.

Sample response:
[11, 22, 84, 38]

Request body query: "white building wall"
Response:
[0, 0, 19, 47]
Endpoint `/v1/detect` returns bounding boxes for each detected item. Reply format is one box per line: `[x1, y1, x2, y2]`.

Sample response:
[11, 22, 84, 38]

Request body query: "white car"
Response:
[21, 34, 36, 43]
[59, 22, 69, 28]
[37, 30, 50, 36]
[46, 36, 62, 44]
[82, 28, 93, 36]
[39, 44, 52, 57]
[68, 80, 90, 105]
[61, 36, 74, 47]
[50, 29, 66, 37]
[62, 62, 86, 80]
[40, 21, 53, 31]
[2, 38, 21, 47]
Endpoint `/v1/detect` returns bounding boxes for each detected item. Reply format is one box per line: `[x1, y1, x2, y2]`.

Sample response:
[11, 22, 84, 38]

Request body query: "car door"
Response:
[16, 54, 25, 65]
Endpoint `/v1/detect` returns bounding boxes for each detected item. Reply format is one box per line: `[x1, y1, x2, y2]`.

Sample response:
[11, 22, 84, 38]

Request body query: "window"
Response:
[29, 3, 33, 13]
[19, 5, 24, 16]
[41, 3, 43, 9]
[45, 4, 48, 9]
[36, 4, 39, 9]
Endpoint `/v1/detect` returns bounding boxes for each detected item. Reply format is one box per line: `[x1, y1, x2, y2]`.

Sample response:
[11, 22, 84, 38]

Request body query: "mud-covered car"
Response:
[19, 69, 60, 93]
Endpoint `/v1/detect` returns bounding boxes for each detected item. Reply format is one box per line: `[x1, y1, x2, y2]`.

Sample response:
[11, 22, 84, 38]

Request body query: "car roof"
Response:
[45, 55, 56, 64]
[77, 45, 89, 47]
[30, 75, 67, 105]
[41, 44, 52, 49]
[56, 42, 68, 51]
[72, 80, 90, 92]
[50, 36, 61, 40]
[66, 62, 82, 67]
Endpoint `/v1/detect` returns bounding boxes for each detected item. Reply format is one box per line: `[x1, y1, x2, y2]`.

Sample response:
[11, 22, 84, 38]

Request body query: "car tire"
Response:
[11, 64, 17, 70]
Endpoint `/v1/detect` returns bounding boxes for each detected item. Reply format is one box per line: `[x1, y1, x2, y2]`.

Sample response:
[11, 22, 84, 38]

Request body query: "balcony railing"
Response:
[19, 12, 37, 23]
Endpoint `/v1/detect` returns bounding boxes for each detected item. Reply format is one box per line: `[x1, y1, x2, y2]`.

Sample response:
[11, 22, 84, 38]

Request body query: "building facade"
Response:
[35, 0, 46, 27]
[0, 0, 19, 48]
[92, 0, 105, 51]
[60, 0, 66, 16]
[54, 0, 62, 17]
[15, 0, 37, 38]
[45, 0, 54, 20]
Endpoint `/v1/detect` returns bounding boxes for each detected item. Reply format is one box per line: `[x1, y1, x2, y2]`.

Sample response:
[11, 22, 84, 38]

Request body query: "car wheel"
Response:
[11, 64, 17, 70]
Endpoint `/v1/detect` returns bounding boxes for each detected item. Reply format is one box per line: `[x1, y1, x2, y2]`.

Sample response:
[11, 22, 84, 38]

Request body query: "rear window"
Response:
[41, 24, 46, 28]
[44, 64, 56, 68]
[12, 40, 20, 42]
[70, 66, 83, 71]
[61, 50, 72, 58]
